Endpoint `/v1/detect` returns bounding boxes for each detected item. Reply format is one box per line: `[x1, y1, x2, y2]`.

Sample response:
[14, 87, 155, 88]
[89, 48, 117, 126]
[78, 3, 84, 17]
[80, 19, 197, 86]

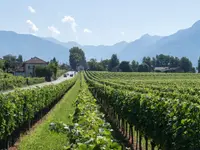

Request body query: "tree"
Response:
[0, 59, 4, 70]
[155, 54, 170, 67]
[3, 55, 17, 72]
[108, 54, 119, 71]
[88, 59, 98, 71]
[69, 47, 87, 70]
[3, 60, 11, 72]
[138, 63, 149, 72]
[100, 59, 110, 71]
[198, 57, 200, 73]
[180, 57, 193, 72]
[35, 66, 52, 81]
[51, 57, 58, 66]
[60, 63, 70, 70]
[169, 56, 180, 68]
[17, 55, 23, 63]
[131, 60, 139, 72]
[119, 61, 132, 72]
[192, 67, 196, 73]
[142, 57, 152, 71]
[88, 59, 105, 71]
[49, 57, 58, 79]
[151, 57, 156, 68]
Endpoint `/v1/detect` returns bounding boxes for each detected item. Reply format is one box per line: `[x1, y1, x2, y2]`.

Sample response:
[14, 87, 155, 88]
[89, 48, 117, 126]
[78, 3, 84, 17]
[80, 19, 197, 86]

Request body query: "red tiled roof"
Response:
[24, 57, 48, 64]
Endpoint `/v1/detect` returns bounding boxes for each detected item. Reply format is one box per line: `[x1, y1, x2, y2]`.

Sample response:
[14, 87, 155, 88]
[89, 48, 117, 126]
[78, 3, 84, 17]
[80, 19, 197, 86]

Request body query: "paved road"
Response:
[1, 71, 76, 94]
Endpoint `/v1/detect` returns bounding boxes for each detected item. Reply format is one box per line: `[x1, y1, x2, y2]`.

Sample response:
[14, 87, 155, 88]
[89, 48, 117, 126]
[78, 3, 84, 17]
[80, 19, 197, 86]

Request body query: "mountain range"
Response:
[1, 20, 200, 66]
[0, 31, 69, 63]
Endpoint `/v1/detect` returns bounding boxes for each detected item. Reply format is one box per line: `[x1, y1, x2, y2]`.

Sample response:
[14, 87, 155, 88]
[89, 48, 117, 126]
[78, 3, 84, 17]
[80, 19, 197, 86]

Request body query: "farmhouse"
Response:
[24, 57, 48, 77]
[14, 57, 48, 77]
[14, 66, 25, 76]
[154, 67, 183, 73]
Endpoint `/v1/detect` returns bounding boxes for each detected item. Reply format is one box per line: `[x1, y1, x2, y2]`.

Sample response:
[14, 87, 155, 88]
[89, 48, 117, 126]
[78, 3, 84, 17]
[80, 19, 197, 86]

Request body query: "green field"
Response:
[1, 71, 200, 150]
[85, 71, 200, 150]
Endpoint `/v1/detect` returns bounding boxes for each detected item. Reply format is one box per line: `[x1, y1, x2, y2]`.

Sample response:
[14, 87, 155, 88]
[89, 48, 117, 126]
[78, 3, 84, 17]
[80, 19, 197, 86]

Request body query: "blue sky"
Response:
[0, 0, 200, 45]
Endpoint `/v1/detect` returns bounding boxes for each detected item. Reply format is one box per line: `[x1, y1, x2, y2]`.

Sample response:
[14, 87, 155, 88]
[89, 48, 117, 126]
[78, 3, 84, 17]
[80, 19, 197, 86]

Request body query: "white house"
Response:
[24, 57, 48, 77]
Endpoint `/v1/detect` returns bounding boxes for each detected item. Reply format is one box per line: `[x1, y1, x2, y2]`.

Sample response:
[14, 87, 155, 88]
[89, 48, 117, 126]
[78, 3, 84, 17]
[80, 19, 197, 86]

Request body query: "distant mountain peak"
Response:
[141, 34, 151, 38]
[140, 34, 162, 40]
[0, 31, 69, 63]
[43, 37, 81, 48]
[113, 41, 128, 46]
[192, 20, 200, 28]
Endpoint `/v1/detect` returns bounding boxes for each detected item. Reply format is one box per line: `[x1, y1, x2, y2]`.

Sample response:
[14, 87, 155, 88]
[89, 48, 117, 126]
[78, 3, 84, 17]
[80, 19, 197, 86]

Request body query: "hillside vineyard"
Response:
[84, 71, 200, 150]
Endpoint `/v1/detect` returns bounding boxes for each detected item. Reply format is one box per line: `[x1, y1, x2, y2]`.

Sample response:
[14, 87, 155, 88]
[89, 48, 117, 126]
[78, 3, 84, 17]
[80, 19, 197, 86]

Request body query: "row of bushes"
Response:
[49, 73, 121, 149]
[0, 75, 77, 143]
[0, 76, 45, 91]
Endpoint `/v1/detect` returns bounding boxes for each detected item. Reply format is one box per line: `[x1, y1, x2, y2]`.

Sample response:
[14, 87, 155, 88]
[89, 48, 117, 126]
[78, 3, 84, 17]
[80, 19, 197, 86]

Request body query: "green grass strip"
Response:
[18, 79, 80, 150]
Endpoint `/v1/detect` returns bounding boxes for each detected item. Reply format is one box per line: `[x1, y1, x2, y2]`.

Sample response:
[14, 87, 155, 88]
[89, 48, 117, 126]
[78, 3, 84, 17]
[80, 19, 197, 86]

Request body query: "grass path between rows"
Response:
[18, 79, 80, 150]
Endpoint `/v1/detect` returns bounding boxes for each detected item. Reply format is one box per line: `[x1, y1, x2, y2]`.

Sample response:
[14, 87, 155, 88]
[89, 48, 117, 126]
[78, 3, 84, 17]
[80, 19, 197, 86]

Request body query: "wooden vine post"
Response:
[151, 141, 156, 150]
[145, 136, 148, 150]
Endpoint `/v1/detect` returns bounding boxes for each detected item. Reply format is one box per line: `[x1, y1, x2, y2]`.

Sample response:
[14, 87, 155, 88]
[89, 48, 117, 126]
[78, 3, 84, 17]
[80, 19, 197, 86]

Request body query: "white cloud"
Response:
[62, 16, 75, 22]
[121, 32, 125, 36]
[48, 26, 60, 35]
[84, 28, 92, 33]
[28, 6, 36, 13]
[61, 16, 77, 33]
[26, 20, 39, 32]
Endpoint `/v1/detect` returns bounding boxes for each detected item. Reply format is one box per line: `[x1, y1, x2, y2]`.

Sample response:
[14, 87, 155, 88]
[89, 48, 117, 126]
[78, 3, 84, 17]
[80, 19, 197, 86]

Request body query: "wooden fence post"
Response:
[126, 121, 128, 138]
[136, 130, 138, 150]
[122, 118, 124, 134]
[151, 141, 156, 150]
[139, 134, 142, 150]
[145, 136, 148, 150]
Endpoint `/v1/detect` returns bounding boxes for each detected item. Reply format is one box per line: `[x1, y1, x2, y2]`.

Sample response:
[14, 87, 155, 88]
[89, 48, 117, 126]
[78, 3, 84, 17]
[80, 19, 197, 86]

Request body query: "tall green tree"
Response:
[69, 47, 87, 70]
[49, 57, 58, 79]
[88, 59, 98, 71]
[50, 57, 58, 66]
[131, 60, 139, 72]
[3, 55, 17, 72]
[143, 56, 152, 71]
[169, 56, 180, 68]
[17, 55, 23, 63]
[180, 57, 193, 72]
[119, 61, 132, 72]
[198, 57, 200, 73]
[60, 63, 70, 70]
[88, 59, 104, 71]
[108, 54, 119, 71]
[151, 57, 156, 68]
[35, 66, 52, 81]
[100, 59, 110, 71]
[192, 67, 196, 73]
[155, 54, 170, 67]
[138, 63, 149, 72]
[0, 59, 4, 70]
